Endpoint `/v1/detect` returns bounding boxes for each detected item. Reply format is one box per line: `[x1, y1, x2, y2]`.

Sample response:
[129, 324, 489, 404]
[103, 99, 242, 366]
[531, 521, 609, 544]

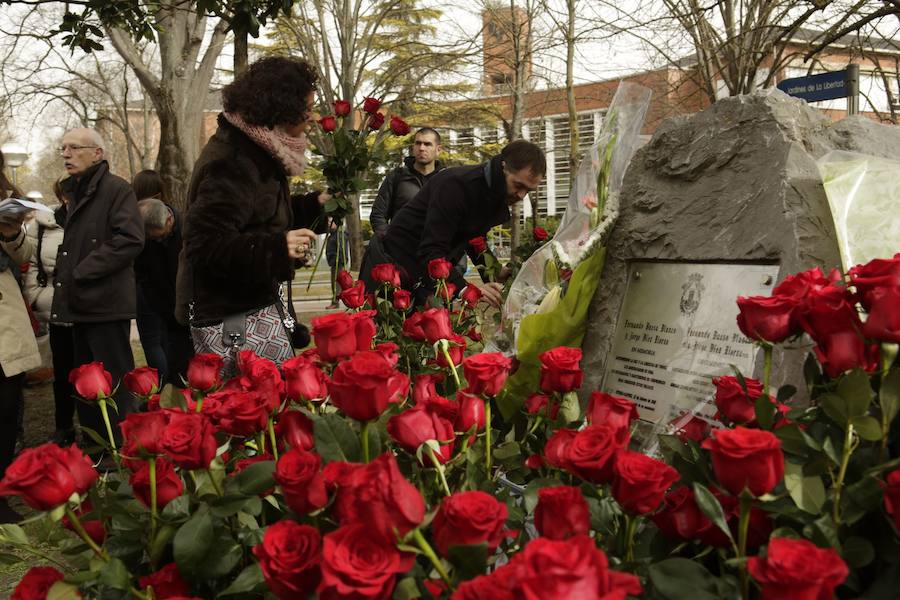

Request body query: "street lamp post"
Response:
[1, 142, 29, 191]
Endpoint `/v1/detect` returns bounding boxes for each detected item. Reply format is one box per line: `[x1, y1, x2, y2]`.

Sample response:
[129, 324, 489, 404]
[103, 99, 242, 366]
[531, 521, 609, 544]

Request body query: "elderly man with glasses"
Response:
[52, 128, 144, 452]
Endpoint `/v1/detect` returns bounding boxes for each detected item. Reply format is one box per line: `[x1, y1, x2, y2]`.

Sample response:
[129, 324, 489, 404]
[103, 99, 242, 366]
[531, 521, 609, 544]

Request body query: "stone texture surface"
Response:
[582, 89, 900, 398]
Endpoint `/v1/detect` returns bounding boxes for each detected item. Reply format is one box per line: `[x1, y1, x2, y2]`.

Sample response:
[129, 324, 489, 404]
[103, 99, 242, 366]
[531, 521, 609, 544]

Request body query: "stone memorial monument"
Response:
[582, 88, 900, 438]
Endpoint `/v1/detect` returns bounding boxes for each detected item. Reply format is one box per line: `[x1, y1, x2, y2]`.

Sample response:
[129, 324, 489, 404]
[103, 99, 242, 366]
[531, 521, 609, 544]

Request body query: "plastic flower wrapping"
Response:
[488, 82, 651, 415]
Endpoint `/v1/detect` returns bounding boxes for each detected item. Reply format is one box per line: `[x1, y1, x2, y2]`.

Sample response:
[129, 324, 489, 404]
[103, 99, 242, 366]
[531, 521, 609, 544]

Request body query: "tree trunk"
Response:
[234, 31, 248, 76]
[565, 0, 578, 189]
[346, 193, 364, 271]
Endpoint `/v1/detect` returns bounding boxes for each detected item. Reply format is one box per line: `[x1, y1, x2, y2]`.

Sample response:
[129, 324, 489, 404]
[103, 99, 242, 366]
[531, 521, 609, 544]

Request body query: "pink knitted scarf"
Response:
[223, 111, 308, 176]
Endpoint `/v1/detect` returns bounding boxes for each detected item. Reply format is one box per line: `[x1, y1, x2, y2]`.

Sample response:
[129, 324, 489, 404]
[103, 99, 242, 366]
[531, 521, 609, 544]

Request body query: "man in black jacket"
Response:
[369, 127, 443, 239]
[52, 128, 144, 441]
[362, 139, 545, 307]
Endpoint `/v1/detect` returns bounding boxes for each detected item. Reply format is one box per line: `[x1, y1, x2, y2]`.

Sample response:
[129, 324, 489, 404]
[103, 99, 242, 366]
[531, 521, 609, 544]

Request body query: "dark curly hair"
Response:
[222, 56, 319, 128]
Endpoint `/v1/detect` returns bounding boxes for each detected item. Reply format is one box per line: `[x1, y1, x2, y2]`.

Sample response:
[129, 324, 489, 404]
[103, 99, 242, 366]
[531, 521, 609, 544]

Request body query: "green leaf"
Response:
[819, 393, 851, 427]
[173, 510, 214, 576]
[658, 434, 692, 462]
[47, 582, 84, 600]
[393, 577, 422, 600]
[842, 536, 875, 568]
[880, 369, 900, 428]
[447, 542, 488, 581]
[784, 461, 826, 514]
[314, 412, 361, 463]
[776, 385, 797, 403]
[150, 524, 176, 567]
[493, 441, 521, 462]
[837, 369, 874, 418]
[197, 531, 242, 580]
[159, 383, 187, 411]
[234, 461, 276, 496]
[98, 557, 131, 590]
[522, 478, 561, 513]
[0, 523, 28, 545]
[558, 391, 581, 423]
[649, 558, 728, 600]
[755, 395, 776, 430]
[775, 424, 820, 457]
[0, 552, 22, 565]
[692, 483, 735, 546]
[851, 415, 883, 442]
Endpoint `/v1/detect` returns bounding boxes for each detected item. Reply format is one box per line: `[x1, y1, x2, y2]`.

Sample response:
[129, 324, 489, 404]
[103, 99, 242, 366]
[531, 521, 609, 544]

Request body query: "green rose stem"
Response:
[65, 507, 107, 559]
[737, 493, 753, 600]
[425, 446, 451, 496]
[623, 514, 638, 563]
[484, 398, 493, 478]
[761, 343, 773, 398]
[257, 432, 266, 456]
[437, 340, 460, 389]
[880, 343, 899, 462]
[268, 417, 280, 461]
[833, 422, 858, 525]
[411, 528, 454, 590]
[206, 467, 223, 496]
[98, 396, 118, 458]
[148, 457, 158, 541]
[194, 395, 204, 413]
[361, 421, 371, 463]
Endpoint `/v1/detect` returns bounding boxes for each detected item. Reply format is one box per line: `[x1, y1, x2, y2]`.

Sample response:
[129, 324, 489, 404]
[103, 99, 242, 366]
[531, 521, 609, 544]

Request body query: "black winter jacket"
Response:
[378, 157, 508, 294]
[51, 162, 145, 323]
[176, 115, 325, 324]
[135, 206, 183, 325]
[369, 156, 443, 238]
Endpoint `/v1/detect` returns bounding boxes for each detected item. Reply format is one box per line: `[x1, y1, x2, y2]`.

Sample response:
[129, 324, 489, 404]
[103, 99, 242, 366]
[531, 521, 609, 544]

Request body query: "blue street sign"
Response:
[777, 69, 851, 103]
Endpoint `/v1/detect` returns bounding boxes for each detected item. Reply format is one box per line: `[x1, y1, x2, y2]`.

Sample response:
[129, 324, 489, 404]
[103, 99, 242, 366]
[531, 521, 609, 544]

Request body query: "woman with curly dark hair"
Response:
[176, 56, 329, 374]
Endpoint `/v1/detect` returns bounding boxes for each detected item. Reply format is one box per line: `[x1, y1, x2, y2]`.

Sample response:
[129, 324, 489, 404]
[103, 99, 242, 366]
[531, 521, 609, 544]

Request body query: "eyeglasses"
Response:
[57, 144, 98, 153]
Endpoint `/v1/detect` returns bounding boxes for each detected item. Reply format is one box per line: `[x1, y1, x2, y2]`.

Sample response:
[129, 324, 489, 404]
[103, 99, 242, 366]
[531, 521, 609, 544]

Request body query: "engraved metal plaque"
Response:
[600, 261, 779, 427]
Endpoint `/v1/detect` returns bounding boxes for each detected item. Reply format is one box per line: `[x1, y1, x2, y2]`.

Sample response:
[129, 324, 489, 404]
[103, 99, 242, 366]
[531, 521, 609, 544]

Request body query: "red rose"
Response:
[160, 411, 218, 470]
[392, 289, 411, 310]
[702, 426, 784, 496]
[543, 428, 577, 469]
[799, 287, 878, 378]
[455, 391, 485, 438]
[328, 351, 409, 422]
[186, 353, 223, 391]
[366, 292, 376, 308]
[318, 116, 337, 132]
[362, 96, 382, 114]
[612, 450, 680, 515]
[512, 535, 642, 600]
[69, 361, 112, 400]
[213, 390, 270, 437]
[882, 470, 900, 531]
[432, 491, 508, 556]
[428, 257, 452, 280]
[139, 563, 191, 599]
[849, 254, 900, 308]
[460, 285, 482, 307]
[276, 410, 315, 451]
[413, 373, 442, 404]
[374, 342, 400, 366]
[533, 485, 590, 540]
[532, 226, 548, 241]
[420, 307, 453, 342]
[586, 391, 639, 430]
[774, 266, 839, 300]
[563, 424, 629, 484]
[862, 286, 900, 343]
[652, 486, 710, 542]
[237, 353, 284, 411]
[339, 280, 365, 309]
[463, 352, 512, 397]
[282, 355, 328, 402]
[330, 453, 425, 537]
[525, 393, 559, 419]
[437, 282, 457, 302]
[670, 412, 712, 443]
[370, 262, 400, 287]
[466, 327, 482, 342]
[390, 115, 411, 136]
[538, 346, 583, 393]
[120, 411, 169, 461]
[334, 100, 351, 116]
[525, 454, 544, 469]
[311, 312, 357, 362]
[736, 294, 799, 343]
[350, 310, 377, 352]
[254, 520, 322, 600]
[368, 112, 385, 130]
[131, 458, 183, 509]
[469, 237, 487, 254]
[402, 311, 427, 341]
[11, 567, 65, 600]
[336, 269, 354, 290]
[318, 523, 414, 600]
[124, 367, 159, 396]
[713, 375, 764, 424]
[387, 406, 455, 464]
[274, 449, 328, 515]
[748, 537, 848, 600]
[0, 443, 97, 510]
[435, 334, 466, 368]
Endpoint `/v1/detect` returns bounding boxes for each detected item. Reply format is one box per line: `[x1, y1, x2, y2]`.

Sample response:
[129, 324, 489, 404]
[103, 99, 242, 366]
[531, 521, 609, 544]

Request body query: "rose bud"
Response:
[11, 567, 65, 600]
[120, 411, 170, 462]
[328, 351, 409, 422]
[437, 283, 457, 302]
[848, 253, 900, 308]
[139, 563, 191, 599]
[350, 310, 377, 352]
[428, 257, 453, 280]
[534, 485, 590, 540]
[402, 311, 427, 341]
[799, 287, 879, 377]
[670, 412, 712, 443]
[370, 262, 399, 287]
[282, 355, 328, 402]
[586, 391, 639, 430]
[469, 236, 487, 253]
[311, 312, 357, 362]
[538, 346, 583, 393]
[748, 537, 848, 600]
[466, 327, 482, 342]
[131, 458, 183, 509]
[275, 410, 316, 451]
[882, 469, 900, 531]
[736, 294, 799, 343]
[862, 285, 900, 343]
[612, 451, 680, 515]
[336, 269, 354, 290]
[712, 375, 764, 424]
[390, 116, 411, 136]
[387, 406, 455, 464]
[455, 392, 486, 438]
[69, 361, 112, 400]
[652, 486, 708, 542]
[392, 288, 411, 310]
[702, 426, 784, 497]
[362, 96, 382, 114]
[318, 116, 337, 132]
[339, 280, 366, 309]
[333, 100, 351, 117]
[186, 353, 223, 391]
[0, 443, 98, 510]
[532, 226, 548, 241]
[431, 491, 508, 557]
[368, 111, 385, 130]
[525, 393, 559, 419]
[460, 285, 482, 307]
[274, 449, 328, 515]
[124, 367, 159, 397]
[318, 524, 413, 600]
[543, 427, 577, 469]
[463, 352, 512, 396]
[436, 334, 466, 368]
[419, 307, 453, 342]
[254, 521, 322, 600]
